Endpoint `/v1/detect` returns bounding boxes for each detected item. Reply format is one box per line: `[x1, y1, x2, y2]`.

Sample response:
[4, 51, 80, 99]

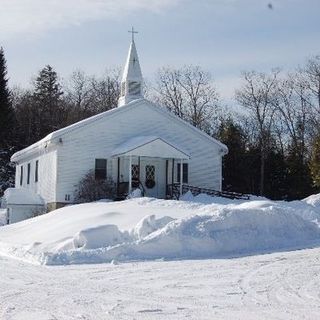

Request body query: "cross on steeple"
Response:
[128, 26, 138, 42]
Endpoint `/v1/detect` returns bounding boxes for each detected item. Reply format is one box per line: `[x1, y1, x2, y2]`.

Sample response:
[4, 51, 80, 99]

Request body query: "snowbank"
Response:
[0, 195, 320, 265]
[303, 193, 320, 208]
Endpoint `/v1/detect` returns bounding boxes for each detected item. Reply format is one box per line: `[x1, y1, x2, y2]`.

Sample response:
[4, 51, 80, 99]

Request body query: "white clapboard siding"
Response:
[56, 100, 225, 202]
[14, 150, 57, 203]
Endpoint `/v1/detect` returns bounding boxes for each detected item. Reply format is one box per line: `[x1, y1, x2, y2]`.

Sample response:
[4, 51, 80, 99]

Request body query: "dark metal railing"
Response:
[166, 183, 250, 200]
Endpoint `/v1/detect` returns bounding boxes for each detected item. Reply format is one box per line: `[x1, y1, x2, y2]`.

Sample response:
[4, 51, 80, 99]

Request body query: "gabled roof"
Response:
[11, 98, 228, 162]
[112, 136, 190, 160]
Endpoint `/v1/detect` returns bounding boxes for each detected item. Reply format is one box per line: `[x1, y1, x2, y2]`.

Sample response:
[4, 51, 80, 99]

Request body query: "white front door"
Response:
[140, 159, 166, 198]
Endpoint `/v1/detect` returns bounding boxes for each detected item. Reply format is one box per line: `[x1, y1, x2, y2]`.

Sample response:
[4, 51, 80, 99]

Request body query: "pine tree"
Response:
[0, 47, 14, 146]
[310, 135, 320, 189]
[0, 47, 15, 195]
[32, 65, 64, 140]
[264, 146, 287, 200]
[217, 119, 249, 193]
[286, 140, 314, 200]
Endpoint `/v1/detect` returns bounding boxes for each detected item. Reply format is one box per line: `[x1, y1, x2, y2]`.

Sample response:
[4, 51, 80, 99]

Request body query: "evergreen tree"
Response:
[285, 141, 314, 200]
[310, 135, 320, 189]
[264, 146, 287, 200]
[0, 47, 15, 195]
[33, 65, 64, 140]
[217, 119, 248, 193]
[0, 47, 14, 146]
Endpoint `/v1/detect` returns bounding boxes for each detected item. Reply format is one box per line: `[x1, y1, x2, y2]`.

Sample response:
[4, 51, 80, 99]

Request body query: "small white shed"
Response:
[1, 188, 45, 224]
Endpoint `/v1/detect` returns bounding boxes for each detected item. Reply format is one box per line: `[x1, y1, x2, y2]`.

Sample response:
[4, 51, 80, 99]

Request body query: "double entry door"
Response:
[131, 158, 165, 198]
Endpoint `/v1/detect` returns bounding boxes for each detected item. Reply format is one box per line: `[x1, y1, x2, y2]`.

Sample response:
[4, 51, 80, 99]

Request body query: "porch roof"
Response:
[112, 136, 190, 160]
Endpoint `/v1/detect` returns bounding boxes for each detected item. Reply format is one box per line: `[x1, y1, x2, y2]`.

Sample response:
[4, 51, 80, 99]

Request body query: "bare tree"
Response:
[64, 68, 121, 123]
[235, 70, 279, 195]
[153, 65, 219, 133]
[304, 55, 320, 113]
[155, 67, 184, 118]
[295, 55, 320, 137]
[87, 68, 121, 113]
[65, 70, 91, 111]
[274, 74, 310, 159]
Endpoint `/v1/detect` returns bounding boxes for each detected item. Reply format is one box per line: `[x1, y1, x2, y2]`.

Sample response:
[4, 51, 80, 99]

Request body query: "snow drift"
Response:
[0, 195, 320, 265]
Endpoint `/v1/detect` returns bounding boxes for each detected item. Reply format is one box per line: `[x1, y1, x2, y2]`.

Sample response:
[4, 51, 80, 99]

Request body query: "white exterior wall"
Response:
[14, 150, 57, 204]
[7, 205, 44, 224]
[56, 101, 223, 202]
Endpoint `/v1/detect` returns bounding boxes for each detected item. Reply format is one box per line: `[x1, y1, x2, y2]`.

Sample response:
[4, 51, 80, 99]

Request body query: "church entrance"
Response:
[112, 136, 190, 199]
[140, 159, 166, 198]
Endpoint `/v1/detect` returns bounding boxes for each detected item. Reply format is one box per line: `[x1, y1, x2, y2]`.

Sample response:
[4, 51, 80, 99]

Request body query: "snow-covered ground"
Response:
[1, 193, 320, 318]
[1, 193, 320, 265]
[1, 247, 320, 319]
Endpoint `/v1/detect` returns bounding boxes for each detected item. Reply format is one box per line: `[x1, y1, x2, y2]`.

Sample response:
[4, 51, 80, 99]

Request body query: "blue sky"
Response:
[1, 0, 320, 101]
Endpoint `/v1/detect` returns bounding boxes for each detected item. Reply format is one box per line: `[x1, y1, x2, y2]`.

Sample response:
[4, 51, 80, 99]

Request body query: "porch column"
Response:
[128, 155, 132, 196]
[117, 157, 120, 196]
[180, 158, 183, 198]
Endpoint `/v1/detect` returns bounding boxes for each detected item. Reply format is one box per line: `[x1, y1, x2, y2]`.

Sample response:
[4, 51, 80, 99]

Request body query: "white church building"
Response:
[4, 36, 228, 222]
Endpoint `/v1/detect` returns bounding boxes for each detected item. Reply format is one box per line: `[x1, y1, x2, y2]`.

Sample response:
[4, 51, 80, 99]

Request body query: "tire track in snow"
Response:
[237, 252, 320, 319]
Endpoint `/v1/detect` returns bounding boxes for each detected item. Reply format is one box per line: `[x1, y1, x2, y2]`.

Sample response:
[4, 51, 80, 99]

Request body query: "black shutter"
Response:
[35, 160, 39, 182]
[95, 159, 107, 180]
[20, 166, 23, 186]
[27, 163, 31, 184]
[177, 163, 188, 184]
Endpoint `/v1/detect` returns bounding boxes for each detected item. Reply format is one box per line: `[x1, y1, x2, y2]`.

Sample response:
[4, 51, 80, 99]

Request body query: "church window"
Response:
[145, 165, 155, 189]
[131, 164, 140, 187]
[177, 163, 188, 184]
[95, 159, 107, 180]
[145, 165, 155, 181]
[128, 81, 141, 95]
[35, 160, 39, 182]
[27, 163, 31, 185]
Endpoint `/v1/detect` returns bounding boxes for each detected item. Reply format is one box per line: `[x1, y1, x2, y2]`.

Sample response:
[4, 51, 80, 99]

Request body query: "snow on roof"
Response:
[2, 188, 45, 206]
[11, 98, 227, 163]
[112, 136, 190, 159]
[11, 99, 143, 162]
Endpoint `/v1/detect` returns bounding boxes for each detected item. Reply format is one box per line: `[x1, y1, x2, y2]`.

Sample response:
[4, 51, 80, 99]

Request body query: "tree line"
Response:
[0, 46, 320, 199]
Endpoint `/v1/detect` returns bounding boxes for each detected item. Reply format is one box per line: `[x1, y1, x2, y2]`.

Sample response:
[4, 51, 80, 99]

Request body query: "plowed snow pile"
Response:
[0, 194, 320, 265]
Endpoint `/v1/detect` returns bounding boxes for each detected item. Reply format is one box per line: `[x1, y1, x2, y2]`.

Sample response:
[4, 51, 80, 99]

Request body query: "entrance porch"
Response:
[111, 136, 190, 199]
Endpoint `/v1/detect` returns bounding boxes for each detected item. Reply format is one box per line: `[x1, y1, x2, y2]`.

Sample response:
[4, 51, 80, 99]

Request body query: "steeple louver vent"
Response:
[129, 81, 141, 95]
[118, 28, 144, 107]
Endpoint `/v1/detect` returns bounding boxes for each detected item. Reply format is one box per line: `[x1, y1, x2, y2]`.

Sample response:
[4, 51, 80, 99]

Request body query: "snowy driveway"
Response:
[1, 247, 320, 320]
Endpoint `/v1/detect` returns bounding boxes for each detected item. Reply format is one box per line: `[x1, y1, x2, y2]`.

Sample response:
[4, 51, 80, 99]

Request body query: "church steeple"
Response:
[118, 28, 144, 107]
